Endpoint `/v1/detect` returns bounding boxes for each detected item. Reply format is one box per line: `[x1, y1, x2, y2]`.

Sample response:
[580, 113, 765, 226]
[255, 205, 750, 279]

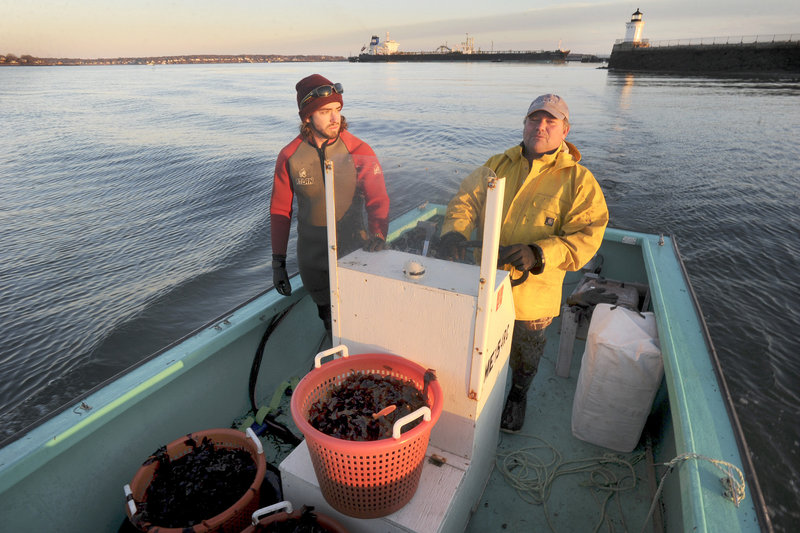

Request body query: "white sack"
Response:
[571, 303, 663, 452]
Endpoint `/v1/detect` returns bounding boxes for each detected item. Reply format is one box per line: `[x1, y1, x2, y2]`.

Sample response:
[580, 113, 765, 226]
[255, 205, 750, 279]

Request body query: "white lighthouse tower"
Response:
[624, 9, 645, 43]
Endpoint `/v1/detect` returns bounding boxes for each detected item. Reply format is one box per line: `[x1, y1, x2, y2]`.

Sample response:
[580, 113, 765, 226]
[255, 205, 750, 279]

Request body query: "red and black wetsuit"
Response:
[270, 130, 389, 309]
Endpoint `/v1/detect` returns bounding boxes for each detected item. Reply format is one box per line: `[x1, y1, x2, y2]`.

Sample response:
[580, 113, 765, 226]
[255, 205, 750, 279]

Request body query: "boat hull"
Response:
[0, 205, 770, 532]
[349, 50, 569, 63]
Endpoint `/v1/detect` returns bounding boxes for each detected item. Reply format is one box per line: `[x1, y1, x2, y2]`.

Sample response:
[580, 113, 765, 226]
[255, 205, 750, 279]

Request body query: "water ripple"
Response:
[1, 64, 798, 530]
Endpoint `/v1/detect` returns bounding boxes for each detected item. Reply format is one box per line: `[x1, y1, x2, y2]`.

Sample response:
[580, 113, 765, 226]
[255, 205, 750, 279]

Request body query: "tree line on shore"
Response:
[1, 53, 346, 66]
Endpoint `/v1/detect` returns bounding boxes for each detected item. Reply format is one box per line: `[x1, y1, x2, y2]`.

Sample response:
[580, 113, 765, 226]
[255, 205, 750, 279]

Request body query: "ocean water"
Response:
[1, 62, 798, 530]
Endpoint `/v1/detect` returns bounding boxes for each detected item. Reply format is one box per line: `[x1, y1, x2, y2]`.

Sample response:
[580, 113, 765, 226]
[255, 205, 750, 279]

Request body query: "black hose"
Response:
[248, 303, 301, 446]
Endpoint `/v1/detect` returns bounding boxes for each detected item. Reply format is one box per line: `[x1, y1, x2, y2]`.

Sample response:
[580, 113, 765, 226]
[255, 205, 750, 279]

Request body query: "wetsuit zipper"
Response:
[316, 138, 333, 182]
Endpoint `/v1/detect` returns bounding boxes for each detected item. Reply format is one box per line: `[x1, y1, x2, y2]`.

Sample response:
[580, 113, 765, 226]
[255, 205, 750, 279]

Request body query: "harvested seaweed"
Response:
[307, 373, 428, 441]
[138, 436, 256, 528]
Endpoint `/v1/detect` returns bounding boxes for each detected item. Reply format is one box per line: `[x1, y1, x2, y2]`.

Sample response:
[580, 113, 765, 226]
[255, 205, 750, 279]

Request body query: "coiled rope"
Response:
[497, 434, 747, 533]
[496, 434, 643, 532]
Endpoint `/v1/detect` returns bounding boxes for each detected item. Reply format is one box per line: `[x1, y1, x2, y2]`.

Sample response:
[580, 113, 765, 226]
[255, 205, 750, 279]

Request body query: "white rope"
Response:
[496, 435, 747, 533]
[639, 452, 747, 533]
[496, 434, 642, 533]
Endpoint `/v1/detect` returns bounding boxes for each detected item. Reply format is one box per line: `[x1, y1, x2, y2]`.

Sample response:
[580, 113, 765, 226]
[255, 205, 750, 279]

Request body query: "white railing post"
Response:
[468, 174, 505, 400]
[324, 160, 341, 345]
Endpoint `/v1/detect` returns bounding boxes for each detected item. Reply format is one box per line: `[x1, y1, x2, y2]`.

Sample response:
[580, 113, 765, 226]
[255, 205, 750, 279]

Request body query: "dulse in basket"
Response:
[307, 373, 429, 441]
[138, 436, 256, 528]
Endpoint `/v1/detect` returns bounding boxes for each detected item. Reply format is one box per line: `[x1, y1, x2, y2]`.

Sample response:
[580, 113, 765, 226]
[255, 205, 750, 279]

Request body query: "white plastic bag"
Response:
[571, 303, 663, 452]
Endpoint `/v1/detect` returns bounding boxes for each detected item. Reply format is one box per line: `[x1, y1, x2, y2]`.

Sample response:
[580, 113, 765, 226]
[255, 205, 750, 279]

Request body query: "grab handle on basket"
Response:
[245, 427, 263, 455]
[314, 344, 349, 368]
[251, 501, 294, 525]
[123, 484, 137, 517]
[392, 406, 431, 439]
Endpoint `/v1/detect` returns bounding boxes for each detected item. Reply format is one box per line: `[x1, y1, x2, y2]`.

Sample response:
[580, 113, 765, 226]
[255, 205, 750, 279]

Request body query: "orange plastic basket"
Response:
[240, 501, 348, 533]
[290, 346, 443, 519]
[124, 428, 266, 533]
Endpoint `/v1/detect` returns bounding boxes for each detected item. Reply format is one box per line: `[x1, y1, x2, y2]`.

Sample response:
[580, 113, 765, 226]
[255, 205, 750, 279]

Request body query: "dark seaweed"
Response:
[307, 373, 428, 441]
[253, 505, 330, 532]
[138, 436, 256, 528]
[389, 215, 447, 258]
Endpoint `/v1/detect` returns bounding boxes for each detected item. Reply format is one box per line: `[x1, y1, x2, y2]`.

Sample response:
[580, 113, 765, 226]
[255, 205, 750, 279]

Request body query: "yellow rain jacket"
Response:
[442, 141, 608, 320]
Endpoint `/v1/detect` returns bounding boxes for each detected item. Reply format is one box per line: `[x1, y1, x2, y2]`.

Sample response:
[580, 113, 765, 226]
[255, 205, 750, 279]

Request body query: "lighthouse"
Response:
[624, 9, 645, 43]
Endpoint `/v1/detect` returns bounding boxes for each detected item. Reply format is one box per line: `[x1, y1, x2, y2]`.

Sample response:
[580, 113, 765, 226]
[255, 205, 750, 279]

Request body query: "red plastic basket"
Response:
[240, 501, 347, 533]
[290, 346, 443, 519]
[124, 428, 266, 533]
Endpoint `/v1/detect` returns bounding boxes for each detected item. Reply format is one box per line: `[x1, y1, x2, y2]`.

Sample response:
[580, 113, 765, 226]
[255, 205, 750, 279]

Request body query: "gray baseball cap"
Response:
[526, 94, 569, 120]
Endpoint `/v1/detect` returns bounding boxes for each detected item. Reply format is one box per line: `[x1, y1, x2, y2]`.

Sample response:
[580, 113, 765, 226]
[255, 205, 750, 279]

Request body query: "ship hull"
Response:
[349, 50, 569, 63]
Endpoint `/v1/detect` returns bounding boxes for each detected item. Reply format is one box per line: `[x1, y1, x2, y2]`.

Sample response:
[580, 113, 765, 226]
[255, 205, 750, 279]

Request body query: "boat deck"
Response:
[250, 275, 662, 532]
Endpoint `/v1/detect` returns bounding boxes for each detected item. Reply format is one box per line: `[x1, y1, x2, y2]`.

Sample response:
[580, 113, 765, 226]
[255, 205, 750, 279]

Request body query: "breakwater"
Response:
[608, 39, 800, 73]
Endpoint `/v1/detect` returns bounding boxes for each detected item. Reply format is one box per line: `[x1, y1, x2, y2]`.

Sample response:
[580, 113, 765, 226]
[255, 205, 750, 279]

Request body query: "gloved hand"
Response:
[497, 244, 544, 274]
[363, 235, 387, 252]
[437, 231, 467, 261]
[272, 254, 292, 296]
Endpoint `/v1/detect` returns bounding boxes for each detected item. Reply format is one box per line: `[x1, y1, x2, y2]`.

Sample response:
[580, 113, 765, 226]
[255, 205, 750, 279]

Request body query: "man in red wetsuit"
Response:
[270, 74, 390, 336]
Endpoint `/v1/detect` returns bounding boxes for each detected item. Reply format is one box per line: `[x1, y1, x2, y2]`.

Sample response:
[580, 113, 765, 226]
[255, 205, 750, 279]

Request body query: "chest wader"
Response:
[293, 138, 367, 334]
[501, 319, 550, 432]
[297, 198, 366, 330]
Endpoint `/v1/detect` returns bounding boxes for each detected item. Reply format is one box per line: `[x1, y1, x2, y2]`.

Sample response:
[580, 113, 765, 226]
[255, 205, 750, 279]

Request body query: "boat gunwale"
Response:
[664, 233, 773, 533]
[624, 228, 771, 532]
[0, 286, 307, 453]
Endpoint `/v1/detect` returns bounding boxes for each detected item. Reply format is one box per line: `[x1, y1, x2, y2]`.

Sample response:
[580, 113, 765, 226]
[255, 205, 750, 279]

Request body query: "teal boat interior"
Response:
[0, 198, 771, 532]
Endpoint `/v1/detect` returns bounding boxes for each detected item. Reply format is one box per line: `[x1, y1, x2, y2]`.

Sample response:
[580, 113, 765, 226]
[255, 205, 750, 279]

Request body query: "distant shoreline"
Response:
[0, 54, 347, 66]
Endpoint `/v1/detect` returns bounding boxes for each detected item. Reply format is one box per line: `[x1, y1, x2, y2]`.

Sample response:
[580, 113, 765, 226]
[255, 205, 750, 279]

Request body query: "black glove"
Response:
[497, 244, 544, 274]
[272, 254, 292, 296]
[438, 231, 467, 261]
[363, 235, 387, 252]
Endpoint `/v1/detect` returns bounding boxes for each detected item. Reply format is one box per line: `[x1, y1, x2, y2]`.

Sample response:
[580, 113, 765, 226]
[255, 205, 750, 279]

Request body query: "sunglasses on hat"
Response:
[299, 83, 344, 107]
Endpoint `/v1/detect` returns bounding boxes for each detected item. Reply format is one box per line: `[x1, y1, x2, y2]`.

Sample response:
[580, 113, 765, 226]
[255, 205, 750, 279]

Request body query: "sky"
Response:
[2, 1, 799, 58]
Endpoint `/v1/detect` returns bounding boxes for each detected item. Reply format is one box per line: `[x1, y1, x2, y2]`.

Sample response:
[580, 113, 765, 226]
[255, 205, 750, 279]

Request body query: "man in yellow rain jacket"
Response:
[439, 94, 609, 432]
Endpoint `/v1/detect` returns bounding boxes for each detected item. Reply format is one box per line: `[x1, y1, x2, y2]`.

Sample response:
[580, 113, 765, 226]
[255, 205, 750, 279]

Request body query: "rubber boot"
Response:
[313, 305, 334, 355]
[318, 304, 332, 332]
[500, 370, 535, 432]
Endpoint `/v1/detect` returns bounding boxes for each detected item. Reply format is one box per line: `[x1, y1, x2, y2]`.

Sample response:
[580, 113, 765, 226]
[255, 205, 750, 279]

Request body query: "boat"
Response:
[349, 33, 569, 63]
[0, 162, 772, 532]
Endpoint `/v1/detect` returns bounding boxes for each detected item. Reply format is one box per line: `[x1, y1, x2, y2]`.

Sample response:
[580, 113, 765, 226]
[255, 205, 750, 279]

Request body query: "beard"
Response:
[311, 119, 340, 140]
[300, 116, 348, 140]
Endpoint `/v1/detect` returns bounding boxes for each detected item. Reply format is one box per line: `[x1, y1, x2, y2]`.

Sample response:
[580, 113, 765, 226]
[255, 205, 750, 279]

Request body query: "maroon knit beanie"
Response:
[296, 74, 343, 122]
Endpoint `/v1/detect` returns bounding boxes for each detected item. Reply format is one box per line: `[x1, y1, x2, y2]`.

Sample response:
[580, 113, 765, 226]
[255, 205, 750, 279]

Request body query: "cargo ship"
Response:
[349, 33, 569, 63]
